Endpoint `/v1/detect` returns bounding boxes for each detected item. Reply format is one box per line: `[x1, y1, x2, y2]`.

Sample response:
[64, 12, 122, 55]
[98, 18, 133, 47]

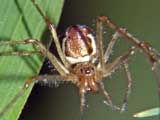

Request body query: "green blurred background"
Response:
[20, 0, 160, 120]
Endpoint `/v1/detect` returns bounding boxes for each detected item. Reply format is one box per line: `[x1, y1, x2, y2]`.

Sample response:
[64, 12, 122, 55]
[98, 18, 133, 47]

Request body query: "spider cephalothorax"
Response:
[72, 62, 101, 93]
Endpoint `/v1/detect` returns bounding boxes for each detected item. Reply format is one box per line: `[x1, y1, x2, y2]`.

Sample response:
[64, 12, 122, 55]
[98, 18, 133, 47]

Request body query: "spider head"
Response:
[73, 63, 101, 93]
[62, 25, 96, 64]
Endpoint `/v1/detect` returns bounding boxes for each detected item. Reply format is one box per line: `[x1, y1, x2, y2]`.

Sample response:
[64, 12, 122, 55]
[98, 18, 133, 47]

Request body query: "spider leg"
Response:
[0, 39, 69, 76]
[121, 60, 133, 112]
[96, 18, 124, 67]
[0, 40, 41, 56]
[80, 91, 86, 112]
[98, 16, 160, 96]
[0, 77, 36, 118]
[152, 62, 160, 96]
[98, 81, 121, 111]
[101, 45, 134, 111]
[96, 18, 105, 69]
[104, 31, 122, 63]
[31, 0, 70, 68]
[98, 47, 135, 111]
[99, 81, 114, 109]
[0, 51, 42, 56]
[0, 74, 75, 118]
[98, 16, 160, 63]
[103, 46, 135, 77]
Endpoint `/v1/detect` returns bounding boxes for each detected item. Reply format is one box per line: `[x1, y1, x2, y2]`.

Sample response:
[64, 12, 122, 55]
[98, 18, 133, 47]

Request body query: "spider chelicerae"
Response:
[0, 0, 160, 117]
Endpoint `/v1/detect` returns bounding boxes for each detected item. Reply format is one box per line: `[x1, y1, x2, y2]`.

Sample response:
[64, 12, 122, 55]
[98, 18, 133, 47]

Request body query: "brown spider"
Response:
[0, 0, 160, 117]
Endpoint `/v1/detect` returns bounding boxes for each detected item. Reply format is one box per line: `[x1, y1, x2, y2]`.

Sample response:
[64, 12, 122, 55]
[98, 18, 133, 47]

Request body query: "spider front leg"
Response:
[102, 60, 133, 112]
[31, 0, 70, 68]
[121, 60, 133, 112]
[96, 17, 133, 111]
[96, 17, 125, 69]
[96, 18, 122, 64]
[79, 90, 86, 112]
[101, 46, 135, 111]
[0, 38, 71, 117]
[0, 39, 69, 76]
[0, 40, 42, 56]
[99, 81, 120, 111]
[0, 74, 70, 117]
[98, 16, 160, 96]
[96, 17, 115, 110]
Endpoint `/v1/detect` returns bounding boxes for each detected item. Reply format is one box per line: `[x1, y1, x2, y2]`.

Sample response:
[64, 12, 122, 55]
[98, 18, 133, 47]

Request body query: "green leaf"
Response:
[133, 107, 160, 118]
[0, 0, 64, 120]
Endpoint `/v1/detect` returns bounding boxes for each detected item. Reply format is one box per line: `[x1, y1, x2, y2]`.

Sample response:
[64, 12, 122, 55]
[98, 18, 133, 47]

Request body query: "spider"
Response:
[0, 0, 160, 118]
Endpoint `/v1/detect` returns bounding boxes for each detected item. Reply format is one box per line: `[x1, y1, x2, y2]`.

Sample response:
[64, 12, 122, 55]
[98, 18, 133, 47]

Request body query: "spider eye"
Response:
[79, 66, 95, 76]
[63, 25, 96, 64]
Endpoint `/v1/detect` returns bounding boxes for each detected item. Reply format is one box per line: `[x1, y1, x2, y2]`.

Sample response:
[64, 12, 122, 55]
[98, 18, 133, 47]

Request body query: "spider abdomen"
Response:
[62, 25, 96, 64]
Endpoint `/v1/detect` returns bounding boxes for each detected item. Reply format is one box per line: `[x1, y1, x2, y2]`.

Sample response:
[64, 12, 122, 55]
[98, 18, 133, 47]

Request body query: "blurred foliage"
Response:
[133, 107, 160, 118]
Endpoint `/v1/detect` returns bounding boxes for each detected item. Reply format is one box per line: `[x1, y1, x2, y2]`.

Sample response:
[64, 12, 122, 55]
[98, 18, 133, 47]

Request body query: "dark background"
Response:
[20, 0, 160, 120]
